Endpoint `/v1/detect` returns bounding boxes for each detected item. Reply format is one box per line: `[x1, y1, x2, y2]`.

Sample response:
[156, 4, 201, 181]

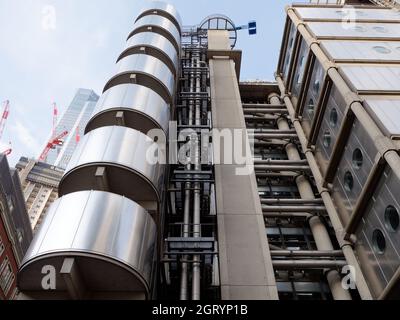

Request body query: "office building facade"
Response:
[15, 157, 64, 233]
[17, 0, 400, 300]
[45, 89, 99, 170]
[0, 155, 32, 300]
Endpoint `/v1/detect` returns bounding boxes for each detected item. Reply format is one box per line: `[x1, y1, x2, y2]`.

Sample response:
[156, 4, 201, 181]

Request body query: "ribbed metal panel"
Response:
[307, 22, 400, 39]
[118, 32, 179, 75]
[60, 126, 164, 204]
[18, 2, 179, 300]
[86, 83, 170, 135]
[321, 40, 400, 62]
[104, 53, 175, 103]
[339, 65, 400, 93]
[128, 15, 180, 52]
[136, 0, 182, 31]
[18, 191, 156, 297]
[364, 98, 400, 138]
[295, 7, 400, 21]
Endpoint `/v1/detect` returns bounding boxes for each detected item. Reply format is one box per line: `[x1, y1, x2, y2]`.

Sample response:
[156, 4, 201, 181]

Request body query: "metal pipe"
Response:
[263, 212, 313, 219]
[255, 165, 310, 171]
[179, 52, 195, 301]
[243, 108, 288, 114]
[243, 103, 286, 108]
[273, 80, 372, 299]
[253, 129, 296, 134]
[253, 133, 299, 139]
[272, 260, 347, 269]
[270, 94, 352, 300]
[192, 50, 202, 301]
[262, 205, 326, 213]
[254, 159, 308, 165]
[261, 198, 324, 205]
[270, 250, 344, 257]
[256, 172, 300, 178]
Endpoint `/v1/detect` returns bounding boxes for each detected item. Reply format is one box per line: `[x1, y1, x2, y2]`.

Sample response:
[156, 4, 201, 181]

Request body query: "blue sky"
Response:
[0, 0, 294, 167]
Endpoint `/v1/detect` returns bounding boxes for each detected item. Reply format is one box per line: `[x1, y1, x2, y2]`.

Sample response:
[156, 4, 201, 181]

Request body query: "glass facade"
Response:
[45, 88, 99, 169]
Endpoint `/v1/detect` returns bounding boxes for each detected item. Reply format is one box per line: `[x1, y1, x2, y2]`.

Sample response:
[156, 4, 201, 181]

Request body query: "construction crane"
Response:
[52, 102, 58, 138]
[38, 102, 68, 162]
[39, 130, 68, 162]
[0, 100, 10, 142]
[0, 100, 12, 156]
[2, 142, 12, 156]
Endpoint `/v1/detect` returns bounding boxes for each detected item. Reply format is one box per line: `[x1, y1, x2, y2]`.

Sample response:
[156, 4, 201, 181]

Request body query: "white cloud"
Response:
[11, 121, 42, 156]
[93, 29, 110, 48]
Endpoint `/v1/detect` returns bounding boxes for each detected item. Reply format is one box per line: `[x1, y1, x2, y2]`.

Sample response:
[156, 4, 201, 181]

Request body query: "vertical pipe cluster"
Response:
[270, 93, 351, 300]
[179, 49, 203, 301]
[18, 2, 181, 300]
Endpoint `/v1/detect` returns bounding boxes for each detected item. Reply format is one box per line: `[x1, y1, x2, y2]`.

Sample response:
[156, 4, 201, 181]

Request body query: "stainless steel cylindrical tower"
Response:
[18, 1, 181, 300]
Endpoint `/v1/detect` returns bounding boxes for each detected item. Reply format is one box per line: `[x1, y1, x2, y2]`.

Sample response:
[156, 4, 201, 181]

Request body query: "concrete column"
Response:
[209, 30, 278, 300]
[270, 94, 351, 300]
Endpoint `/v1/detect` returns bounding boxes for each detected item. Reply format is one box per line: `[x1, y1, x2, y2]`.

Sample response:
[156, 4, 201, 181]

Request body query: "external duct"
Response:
[18, 1, 180, 300]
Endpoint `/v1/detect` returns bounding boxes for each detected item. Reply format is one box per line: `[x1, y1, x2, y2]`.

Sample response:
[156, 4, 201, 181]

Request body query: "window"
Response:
[352, 25, 367, 33]
[17, 229, 24, 244]
[307, 98, 315, 118]
[384, 206, 399, 232]
[313, 79, 320, 95]
[296, 56, 306, 85]
[373, 46, 391, 54]
[313, 66, 324, 96]
[352, 149, 363, 170]
[329, 108, 338, 128]
[372, 229, 386, 255]
[344, 171, 354, 192]
[0, 258, 14, 295]
[323, 131, 331, 148]
[373, 26, 388, 33]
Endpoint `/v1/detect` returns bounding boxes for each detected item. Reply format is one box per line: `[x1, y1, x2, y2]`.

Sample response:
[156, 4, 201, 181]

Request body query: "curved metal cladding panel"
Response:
[18, 191, 156, 298]
[104, 54, 174, 104]
[136, 1, 182, 31]
[118, 32, 179, 76]
[128, 15, 181, 53]
[85, 83, 170, 135]
[59, 126, 164, 204]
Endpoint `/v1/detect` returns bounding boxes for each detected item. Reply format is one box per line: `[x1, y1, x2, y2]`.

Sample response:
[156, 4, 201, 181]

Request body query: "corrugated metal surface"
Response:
[364, 98, 400, 138]
[295, 7, 400, 21]
[339, 65, 400, 93]
[321, 40, 400, 62]
[307, 22, 400, 39]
